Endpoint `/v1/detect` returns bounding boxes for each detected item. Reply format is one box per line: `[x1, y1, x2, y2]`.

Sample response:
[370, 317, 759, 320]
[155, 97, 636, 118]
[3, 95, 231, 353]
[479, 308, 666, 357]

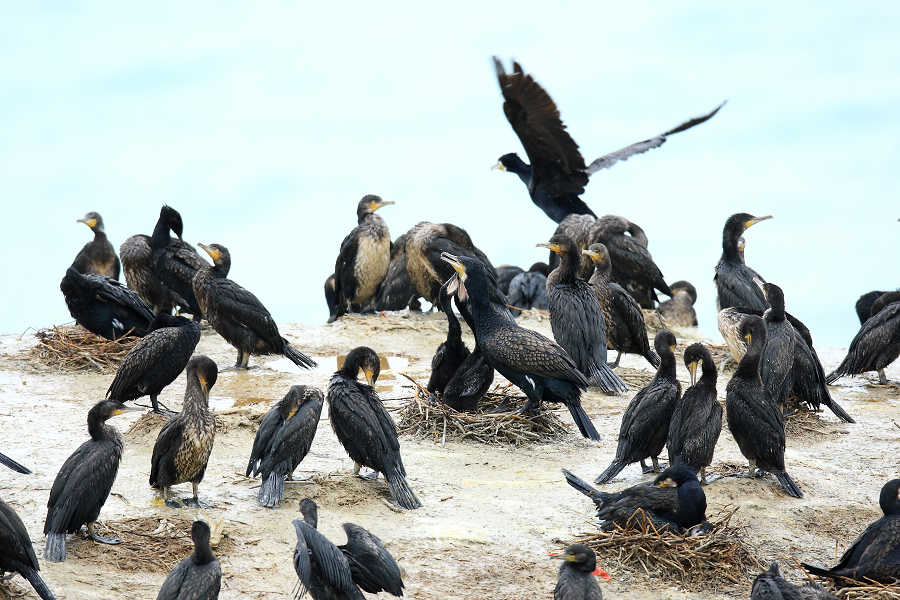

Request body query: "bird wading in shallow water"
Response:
[551, 544, 610, 600]
[156, 520, 221, 600]
[715, 213, 772, 312]
[72, 211, 120, 280]
[1, 497, 57, 599]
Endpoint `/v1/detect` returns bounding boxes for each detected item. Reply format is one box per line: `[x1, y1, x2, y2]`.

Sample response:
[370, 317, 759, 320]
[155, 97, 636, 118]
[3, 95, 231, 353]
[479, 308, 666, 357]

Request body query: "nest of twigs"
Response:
[783, 408, 845, 438]
[23, 325, 139, 372]
[823, 580, 900, 600]
[569, 507, 763, 591]
[395, 377, 570, 446]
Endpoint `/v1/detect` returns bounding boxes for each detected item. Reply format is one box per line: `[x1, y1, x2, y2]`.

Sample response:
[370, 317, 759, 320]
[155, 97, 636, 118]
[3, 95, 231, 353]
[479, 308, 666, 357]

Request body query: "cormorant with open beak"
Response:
[551, 544, 610, 600]
[72, 211, 120, 280]
[715, 213, 772, 312]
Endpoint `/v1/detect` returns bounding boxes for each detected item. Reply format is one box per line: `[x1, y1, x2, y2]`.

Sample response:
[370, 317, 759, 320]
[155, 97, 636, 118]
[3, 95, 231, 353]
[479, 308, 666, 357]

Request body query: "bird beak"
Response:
[549, 552, 577, 562]
[440, 253, 466, 279]
[197, 374, 208, 393]
[688, 361, 698, 386]
[77, 217, 97, 229]
[669, 344, 677, 355]
[287, 408, 298, 419]
[744, 215, 772, 230]
[363, 367, 376, 386]
[198, 243, 218, 262]
[537, 242, 562, 254]
[581, 249, 599, 261]
[656, 477, 677, 488]
[744, 333, 752, 345]
[370, 200, 395, 211]
[492, 161, 506, 171]
[112, 406, 144, 416]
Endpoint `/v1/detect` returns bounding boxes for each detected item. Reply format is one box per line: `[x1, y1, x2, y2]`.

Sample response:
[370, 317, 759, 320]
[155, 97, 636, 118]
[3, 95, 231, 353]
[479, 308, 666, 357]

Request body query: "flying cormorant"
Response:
[1, 497, 56, 600]
[61, 267, 154, 339]
[751, 563, 836, 600]
[658, 280, 698, 327]
[156, 520, 221, 600]
[0, 452, 31, 474]
[72, 211, 120, 280]
[150, 205, 210, 319]
[327, 347, 421, 509]
[715, 213, 771, 312]
[507, 262, 550, 315]
[827, 291, 900, 385]
[427, 281, 471, 394]
[120, 234, 176, 315]
[552, 544, 610, 600]
[758, 283, 797, 410]
[193, 242, 316, 370]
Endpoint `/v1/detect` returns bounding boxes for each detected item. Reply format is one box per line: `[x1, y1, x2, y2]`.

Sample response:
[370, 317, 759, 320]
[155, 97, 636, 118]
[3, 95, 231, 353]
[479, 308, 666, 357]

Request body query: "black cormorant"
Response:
[246, 385, 324, 508]
[427, 281, 471, 394]
[441, 253, 601, 439]
[44, 400, 140, 562]
[583, 243, 660, 369]
[549, 214, 598, 278]
[374, 231, 420, 312]
[496, 264, 525, 295]
[552, 544, 609, 600]
[438, 294, 495, 412]
[827, 291, 900, 385]
[156, 520, 221, 600]
[725, 316, 803, 498]
[751, 563, 836, 600]
[493, 57, 723, 223]
[759, 283, 796, 410]
[151, 205, 210, 319]
[120, 234, 176, 315]
[667, 343, 721, 484]
[595, 330, 680, 483]
[193, 243, 316, 370]
[72, 211, 120, 280]
[61, 267, 154, 339]
[802, 478, 900, 585]
[658, 280, 698, 327]
[855, 290, 891, 324]
[0, 497, 56, 600]
[331, 195, 394, 321]
[327, 347, 420, 509]
[564, 465, 707, 533]
[324, 273, 339, 322]
[507, 262, 550, 315]
[715, 213, 771, 312]
[149, 355, 218, 508]
[542, 235, 626, 393]
[0, 452, 31, 474]
[107, 313, 200, 413]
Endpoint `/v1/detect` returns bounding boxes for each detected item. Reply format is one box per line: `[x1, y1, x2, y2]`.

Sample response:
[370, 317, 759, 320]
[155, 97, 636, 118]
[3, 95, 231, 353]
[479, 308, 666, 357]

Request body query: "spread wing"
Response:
[293, 520, 355, 595]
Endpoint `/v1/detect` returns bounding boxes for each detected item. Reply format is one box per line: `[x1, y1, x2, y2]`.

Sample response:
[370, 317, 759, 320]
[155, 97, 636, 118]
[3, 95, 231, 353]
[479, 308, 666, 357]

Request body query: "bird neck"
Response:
[445, 305, 462, 342]
[699, 354, 717, 384]
[676, 481, 706, 525]
[87, 415, 114, 441]
[722, 231, 742, 263]
[549, 251, 578, 285]
[183, 378, 210, 415]
[734, 340, 762, 379]
[589, 262, 611, 286]
[764, 305, 785, 322]
[191, 542, 216, 565]
[658, 350, 677, 381]
[151, 217, 172, 250]
[93, 229, 108, 242]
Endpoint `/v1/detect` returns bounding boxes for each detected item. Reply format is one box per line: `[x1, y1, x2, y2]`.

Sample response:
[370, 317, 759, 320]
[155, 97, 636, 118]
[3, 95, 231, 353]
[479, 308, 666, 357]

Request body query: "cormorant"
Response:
[441, 253, 601, 439]
[1, 497, 56, 600]
[667, 343, 721, 484]
[324, 273, 339, 322]
[827, 291, 900, 385]
[718, 307, 749, 363]
[595, 330, 680, 483]
[507, 262, 550, 315]
[496, 264, 525, 295]
[156, 520, 221, 600]
[427, 281, 471, 394]
[715, 213, 771, 312]
[246, 385, 324, 508]
[552, 544, 609, 600]
[120, 234, 176, 315]
[61, 267, 154, 339]
[802, 478, 900, 585]
[759, 283, 797, 410]
[725, 316, 803, 498]
[150, 205, 210, 319]
[583, 243, 660, 369]
[856, 290, 891, 324]
[331, 195, 394, 321]
[564, 465, 707, 533]
[72, 211, 120, 280]
[549, 214, 597, 279]
[293, 498, 404, 599]
[440, 293, 495, 412]
[149, 355, 218, 508]
[658, 280, 698, 328]
[327, 347, 421, 509]
[0, 452, 31, 474]
[493, 57, 723, 223]
[44, 400, 140, 562]
[193, 243, 316, 370]
[106, 313, 201, 414]
[542, 235, 626, 393]
[374, 231, 420, 313]
[752, 563, 836, 600]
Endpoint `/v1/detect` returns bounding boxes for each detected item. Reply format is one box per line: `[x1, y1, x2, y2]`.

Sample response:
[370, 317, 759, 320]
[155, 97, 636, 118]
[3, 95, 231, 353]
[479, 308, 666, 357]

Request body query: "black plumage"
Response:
[324, 273, 339, 322]
[441, 253, 601, 440]
[1, 497, 56, 600]
[44, 400, 138, 562]
[0, 452, 31, 474]
[549, 214, 598, 279]
[752, 563, 836, 600]
[440, 294, 495, 412]
[151, 205, 210, 318]
[496, 264, 525, 295]
[584, 242, 660, 369]
[60, 267, 154, 340]
[725, 316, 803, 498]
[507, 263, 550, 315]
[543, 235, 626, 393]
[247, 386, 324, 508]
[149, 356, 218, 508]
[120, 234, 176, 315]
[802, 478, 900, 585]
[327, 347, 420, 509]
[715, 213, 772, 312]
[658, 280, 698, 328]
[72, 211, 120, 280]
[856, 290, 891, 324]
[106, 313, 200, 414]
[827, 291, 900, 385]
[427, 280, 471, 395]
[552, 544, 608, 600]
[193, 243, 316, 370]
[759, 283, 797, 410]
[374, 232, 419, 312]
[595, 330, 680, 483]
[156, 520, 221, 600]
[667, 343, 721, 484]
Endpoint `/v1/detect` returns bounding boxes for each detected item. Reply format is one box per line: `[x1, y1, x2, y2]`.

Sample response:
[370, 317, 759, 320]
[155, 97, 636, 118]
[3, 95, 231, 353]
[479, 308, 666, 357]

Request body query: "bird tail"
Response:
[825, 397, 855, 423]
[775, 471, 803, 498]
[646, 349, 661, 369]
[825, 366, 843, 384]
[589, 362, 627, 394]
[800, 563, 836, 579]
[258, 472, 285, 508]
[20, 566, 57, 600]
[594, 460, 627, 484]
[565, 402, 600, 441]
[561, 468, 609, 506]
[386, 471, 421, 510]
[0, 452, 31, 474]
[283, 341, 317, 369]
[43, 533, 66, 563]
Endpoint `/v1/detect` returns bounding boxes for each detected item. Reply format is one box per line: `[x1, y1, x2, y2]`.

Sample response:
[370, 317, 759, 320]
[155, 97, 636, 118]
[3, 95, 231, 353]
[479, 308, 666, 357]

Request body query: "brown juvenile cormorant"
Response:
[552, 544, 609, 600]
[246, 385, 324, 508]
[667, 343, 721, 484]
[293, 498, 405, 599]
[855, 290, 891, 324]
[427, 281, 471, 394]
[440, 293, 495, 412]
[193, 243, 316, 370]
[802, 478, 900, 585]
[149, 355, 218, 508]
[327, 347, 421, 509]
[725, 316, 802, 498]
[583, 243, 660, 369]
[72, 211, 120, 280]
[44, 400, 140, 562]
[752, 563, 837, 600]
[331, 195, 394, 321]
[715, 213, 771, 312]
[0, 452, 30, 474]
[374, 231, 420, 312]
[61, 267, 154, 339]
[151, 205, 210, 319]
[496, 264, 525, 295]
[564, 465, 707, 533]
[493, 57, 724, 223]
[759, 283, 796, 410]
[542, 235, 626, 393]
[1, 497, 57, 600]
[658, 280, 698, 328]
[107, 313, 201, 413]
[441, 253, 601, 439]
[827, 291, 900, 385]
[120, 234, 177, 315]
[507, 262, 550, 315]
[156, 520, 221, 600]
[595, 330, 680, 483]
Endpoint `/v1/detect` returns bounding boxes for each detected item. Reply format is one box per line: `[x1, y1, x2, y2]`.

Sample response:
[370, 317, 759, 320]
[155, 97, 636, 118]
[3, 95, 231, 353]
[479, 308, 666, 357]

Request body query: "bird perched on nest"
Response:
[751, 562, 836, 600]
[427, 280, 472, 395]
[72, 211, 120, 280]
[715, 213, 772, 312]
[440, 293, 495, 412]
[1, 497, 57, 600]
[827, 291, 900, 386]
[658, 280, 698, 328]
[60, 267, 154, 340]
[293, 498, 404, 599]
[156, 520, 221, 600]
[551, 544, 610, 600]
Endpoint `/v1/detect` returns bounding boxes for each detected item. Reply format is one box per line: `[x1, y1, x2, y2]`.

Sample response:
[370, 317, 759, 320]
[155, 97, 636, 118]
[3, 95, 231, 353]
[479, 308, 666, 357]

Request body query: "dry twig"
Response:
[22, 325, 139, 372]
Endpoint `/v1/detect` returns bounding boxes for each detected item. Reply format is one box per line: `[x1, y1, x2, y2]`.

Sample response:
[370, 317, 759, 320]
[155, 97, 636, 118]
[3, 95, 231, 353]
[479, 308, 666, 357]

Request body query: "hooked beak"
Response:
[77, 217, 98, 229]
[363, 367, 376, 386]
[197, 374, 209, 393]
[744, 215, 772, 230]
[198, 243, 218, 262]
[492, 161, 507, 171]
[440, 252, 466, 278]
[688, 361, 698, 386]
[656, 477, 677, 488]
[537, 242, 562, 254]
[112, 405, 144, 416]
[581, 248, 600, 261]
[370, 200, 395, 212]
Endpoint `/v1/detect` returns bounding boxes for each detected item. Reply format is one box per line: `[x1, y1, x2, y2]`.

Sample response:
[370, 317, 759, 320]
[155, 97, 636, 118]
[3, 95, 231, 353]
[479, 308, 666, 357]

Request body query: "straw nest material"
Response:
[395, 376, 570, 446]
[568, 507, 763, 591]
[783, 408, 846, 438]
[23, 325, 139, 372]
[824, 581, 900, 600]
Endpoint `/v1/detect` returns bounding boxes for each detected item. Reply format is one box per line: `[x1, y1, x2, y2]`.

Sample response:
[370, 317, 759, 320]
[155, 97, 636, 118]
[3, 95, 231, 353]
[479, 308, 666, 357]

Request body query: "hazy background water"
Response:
[1, 4, 897, 346]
